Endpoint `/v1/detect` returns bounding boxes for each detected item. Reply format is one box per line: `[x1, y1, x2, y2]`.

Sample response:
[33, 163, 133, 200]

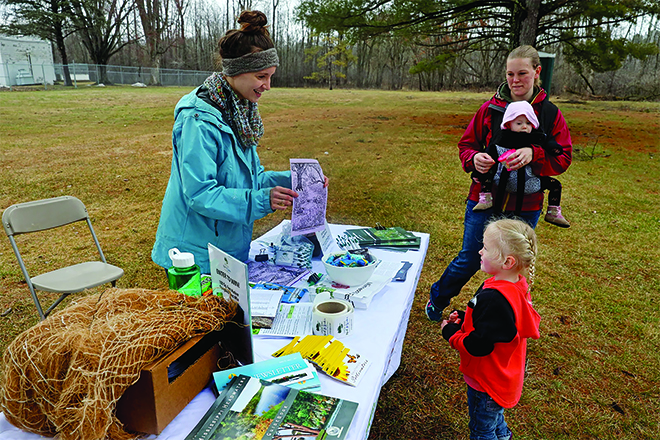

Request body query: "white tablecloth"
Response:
[0, 223, 429, 440]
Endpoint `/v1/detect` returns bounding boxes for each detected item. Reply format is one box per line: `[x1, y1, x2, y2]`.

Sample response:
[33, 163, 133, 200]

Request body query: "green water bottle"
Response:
[167, 248, 202, 297]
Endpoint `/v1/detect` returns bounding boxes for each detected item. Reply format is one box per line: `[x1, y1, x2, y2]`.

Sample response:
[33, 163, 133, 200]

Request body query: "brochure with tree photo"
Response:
[185, 374, 358, 440]
[342, 226, 420, 250]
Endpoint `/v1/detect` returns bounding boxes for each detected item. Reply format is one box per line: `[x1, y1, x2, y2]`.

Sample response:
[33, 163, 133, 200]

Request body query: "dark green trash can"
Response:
[538, 51, 555, 94]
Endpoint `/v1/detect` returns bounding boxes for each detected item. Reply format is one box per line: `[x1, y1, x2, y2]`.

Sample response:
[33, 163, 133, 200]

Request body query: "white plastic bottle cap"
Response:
[168, 248, 195, 268]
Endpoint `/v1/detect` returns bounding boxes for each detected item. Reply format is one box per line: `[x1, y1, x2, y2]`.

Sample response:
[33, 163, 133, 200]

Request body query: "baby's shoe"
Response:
[545, 205, 570, 228]
[473, 192, 493, 211]
[425, 300, 443, 322]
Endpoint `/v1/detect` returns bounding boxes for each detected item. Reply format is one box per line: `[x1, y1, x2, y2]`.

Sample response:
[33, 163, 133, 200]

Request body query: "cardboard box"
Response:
[116, 331, 223, 435]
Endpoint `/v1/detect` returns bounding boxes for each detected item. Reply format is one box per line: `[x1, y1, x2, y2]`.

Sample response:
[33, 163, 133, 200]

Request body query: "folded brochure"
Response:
[343, 226, 419, 247]
[186, 374, 358, 440]
[252, 302, 314, 337]
[249, 281, 307, 304]
[272, 335, 369, 387]
[213, 352, 321, 393]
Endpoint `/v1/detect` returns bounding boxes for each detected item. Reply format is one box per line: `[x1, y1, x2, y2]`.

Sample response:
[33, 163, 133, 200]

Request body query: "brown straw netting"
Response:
[0, 288, 237, 440]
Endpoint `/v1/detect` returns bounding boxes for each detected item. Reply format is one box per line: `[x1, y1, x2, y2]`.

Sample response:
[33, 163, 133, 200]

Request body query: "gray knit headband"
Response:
[222, 48, 279, 77]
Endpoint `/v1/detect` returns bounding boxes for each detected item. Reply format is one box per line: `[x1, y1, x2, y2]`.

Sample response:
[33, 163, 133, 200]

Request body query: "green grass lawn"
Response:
[0, 86, 659, 439]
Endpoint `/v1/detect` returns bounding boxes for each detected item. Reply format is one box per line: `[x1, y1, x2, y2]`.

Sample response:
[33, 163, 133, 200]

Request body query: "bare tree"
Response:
[172, 0, 188, 66]
[134, 0, 177, 84]
[68, 0, 135, 84]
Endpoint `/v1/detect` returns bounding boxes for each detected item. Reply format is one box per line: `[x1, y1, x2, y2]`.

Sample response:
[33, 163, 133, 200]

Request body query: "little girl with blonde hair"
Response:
[442, 218, 540, 440]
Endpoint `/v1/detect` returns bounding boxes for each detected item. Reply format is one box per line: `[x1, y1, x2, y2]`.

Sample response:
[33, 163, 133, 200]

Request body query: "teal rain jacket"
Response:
[152, 88, 291, 273]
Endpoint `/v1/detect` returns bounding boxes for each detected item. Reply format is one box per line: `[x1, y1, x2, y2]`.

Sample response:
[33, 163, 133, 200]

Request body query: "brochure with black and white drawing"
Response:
[247, 260, 310, 286]
[290, 158, 327, 236]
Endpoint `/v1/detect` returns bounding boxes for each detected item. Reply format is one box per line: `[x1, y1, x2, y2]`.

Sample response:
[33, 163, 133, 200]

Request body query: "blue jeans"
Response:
[429, 199, 540, 313]
[467, 385, 512, 440]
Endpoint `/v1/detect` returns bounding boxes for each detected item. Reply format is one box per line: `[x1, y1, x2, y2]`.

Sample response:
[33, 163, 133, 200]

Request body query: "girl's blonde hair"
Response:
[484, 218, 538, 286]
[508, 45, 542, 88]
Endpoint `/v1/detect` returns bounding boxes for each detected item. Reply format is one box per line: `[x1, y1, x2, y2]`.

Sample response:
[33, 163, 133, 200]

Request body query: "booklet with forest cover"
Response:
[343, 226, 420, 249]
[185, 374, 358, 440]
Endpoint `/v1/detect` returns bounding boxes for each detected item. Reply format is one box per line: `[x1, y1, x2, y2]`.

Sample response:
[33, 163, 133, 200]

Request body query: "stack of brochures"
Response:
[213, 353, 322, 393]
[252, 302, 314, 337]
[250, 288, 283, 329]
[343, 226, 421, 251]
[187, 374, 357, 440]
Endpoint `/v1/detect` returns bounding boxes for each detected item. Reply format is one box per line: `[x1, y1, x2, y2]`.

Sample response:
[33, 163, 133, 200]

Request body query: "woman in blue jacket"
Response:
[152, 10, 314, 274]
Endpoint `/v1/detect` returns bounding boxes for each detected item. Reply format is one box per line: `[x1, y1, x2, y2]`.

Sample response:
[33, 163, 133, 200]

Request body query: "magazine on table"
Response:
[185, 374, 358, 440]
[213, 353, 321, 393]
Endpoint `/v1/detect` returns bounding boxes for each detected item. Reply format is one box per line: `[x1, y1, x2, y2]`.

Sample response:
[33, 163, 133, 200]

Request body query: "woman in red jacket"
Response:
[426, 45, 572, 321]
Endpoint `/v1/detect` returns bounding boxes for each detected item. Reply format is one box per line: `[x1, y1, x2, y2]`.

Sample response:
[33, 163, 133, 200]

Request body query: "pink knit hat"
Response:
[501, 101, 539, 130]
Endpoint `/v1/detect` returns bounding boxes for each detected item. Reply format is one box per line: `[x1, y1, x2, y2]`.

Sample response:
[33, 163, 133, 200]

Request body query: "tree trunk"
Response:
[135, 0, 163, 85]
[150, 55, 161, 85]
[519, 0, 541, 46]
[54, 30, 72, 86]
[97, 64, 110, 85]
[271, 0, 279, 44]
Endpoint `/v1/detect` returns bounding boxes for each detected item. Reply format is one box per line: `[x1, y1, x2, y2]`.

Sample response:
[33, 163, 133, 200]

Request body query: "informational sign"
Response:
[208, 243, 253, 365]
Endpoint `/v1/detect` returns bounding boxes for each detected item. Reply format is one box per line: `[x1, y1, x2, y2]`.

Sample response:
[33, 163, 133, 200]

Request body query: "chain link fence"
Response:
[0, 62, 213, 90]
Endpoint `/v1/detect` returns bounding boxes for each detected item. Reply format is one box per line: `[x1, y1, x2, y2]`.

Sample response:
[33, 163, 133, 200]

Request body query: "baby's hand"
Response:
[448, 310, 462, 325]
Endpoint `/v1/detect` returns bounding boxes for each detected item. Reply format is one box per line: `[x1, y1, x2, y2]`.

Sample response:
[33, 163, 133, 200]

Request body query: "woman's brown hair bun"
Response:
[238, 10, 269, 36]
[217, 10, 274, 61]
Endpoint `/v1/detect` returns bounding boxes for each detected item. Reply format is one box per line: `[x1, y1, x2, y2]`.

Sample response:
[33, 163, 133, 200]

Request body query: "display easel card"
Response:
[208, 243, 253, 365]
[290, 158, 327, 236]
[316, 220, 342, 255]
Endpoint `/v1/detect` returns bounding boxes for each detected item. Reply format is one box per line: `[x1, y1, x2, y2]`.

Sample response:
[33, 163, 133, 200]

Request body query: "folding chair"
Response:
[2, 196, 124, 320]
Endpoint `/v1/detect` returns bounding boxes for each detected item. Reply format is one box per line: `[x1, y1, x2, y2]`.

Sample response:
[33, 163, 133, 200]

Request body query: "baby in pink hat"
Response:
[472, 101, 570, 227]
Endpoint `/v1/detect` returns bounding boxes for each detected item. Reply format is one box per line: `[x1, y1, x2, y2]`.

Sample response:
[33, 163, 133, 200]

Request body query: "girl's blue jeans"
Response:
[428, 199, 541, 316]
[467, 385, 512, 440]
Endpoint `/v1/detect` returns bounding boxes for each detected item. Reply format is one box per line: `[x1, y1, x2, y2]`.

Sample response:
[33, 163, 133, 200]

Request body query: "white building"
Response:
[0, 35, 56, 87]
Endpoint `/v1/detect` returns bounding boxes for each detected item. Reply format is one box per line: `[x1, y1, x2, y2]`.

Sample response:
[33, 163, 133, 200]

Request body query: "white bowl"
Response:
[322, 252, 380, 286]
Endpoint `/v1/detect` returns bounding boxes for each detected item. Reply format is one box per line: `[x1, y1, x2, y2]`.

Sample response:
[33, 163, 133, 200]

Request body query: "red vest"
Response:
[449, 276, 541, 408]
